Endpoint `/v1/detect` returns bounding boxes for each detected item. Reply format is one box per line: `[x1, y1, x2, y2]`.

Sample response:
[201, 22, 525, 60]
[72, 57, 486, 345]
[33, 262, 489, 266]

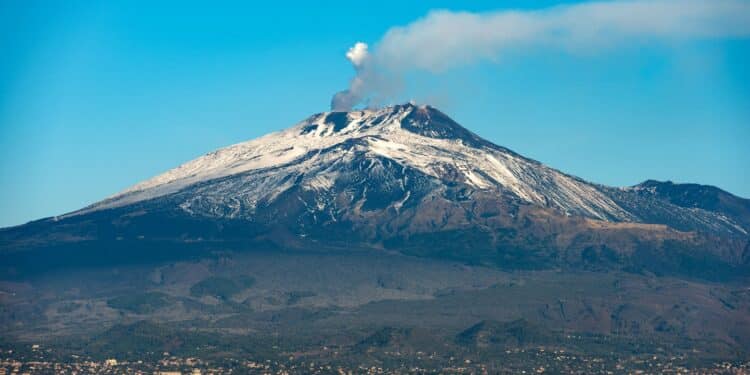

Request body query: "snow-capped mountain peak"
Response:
[80, 104, 636, 222]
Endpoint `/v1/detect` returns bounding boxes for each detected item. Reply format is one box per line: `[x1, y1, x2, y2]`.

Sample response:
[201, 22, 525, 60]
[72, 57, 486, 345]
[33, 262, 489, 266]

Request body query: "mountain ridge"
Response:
[73, 103, 633, 221]
[1, 103, 748, 281]
[71, 103, 746, 235]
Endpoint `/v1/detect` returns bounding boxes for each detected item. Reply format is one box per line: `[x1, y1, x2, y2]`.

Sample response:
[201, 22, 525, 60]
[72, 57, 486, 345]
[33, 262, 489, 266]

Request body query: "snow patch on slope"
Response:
[77, 104, 632, 221]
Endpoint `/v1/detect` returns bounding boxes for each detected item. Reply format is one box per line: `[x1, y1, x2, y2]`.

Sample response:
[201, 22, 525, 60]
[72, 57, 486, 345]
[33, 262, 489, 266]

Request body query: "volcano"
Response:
[3, 103, 747, 277]
[1, 104, 750, 368]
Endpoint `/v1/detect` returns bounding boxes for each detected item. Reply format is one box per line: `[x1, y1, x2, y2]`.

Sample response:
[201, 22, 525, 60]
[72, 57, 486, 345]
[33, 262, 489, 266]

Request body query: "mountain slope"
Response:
[1, 103, 748, 279]
[79, 104, 632, 222]
[3, 103, 750, 370]
[631, 180, 750, 231]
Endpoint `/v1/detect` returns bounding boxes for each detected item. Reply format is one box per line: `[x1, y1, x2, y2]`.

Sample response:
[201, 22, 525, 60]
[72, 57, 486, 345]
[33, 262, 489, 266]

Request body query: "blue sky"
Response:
[1, 0, 748, 227]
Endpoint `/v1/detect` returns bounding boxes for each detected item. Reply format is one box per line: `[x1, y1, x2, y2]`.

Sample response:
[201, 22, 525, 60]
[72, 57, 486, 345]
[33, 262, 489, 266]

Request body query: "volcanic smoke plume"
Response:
[330, 0, 750, 111]
[330, 42, 370, 111]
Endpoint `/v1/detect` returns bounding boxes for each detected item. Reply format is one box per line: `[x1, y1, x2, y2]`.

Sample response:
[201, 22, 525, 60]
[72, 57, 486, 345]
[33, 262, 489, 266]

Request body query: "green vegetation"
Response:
[107, 292, 170, 314]
[189, 275, 255, 299]
[286, 290, 316, 304]
[28, 318, 745, 372]
[56, 302, 82, 314]
[456, 319, 554, 347]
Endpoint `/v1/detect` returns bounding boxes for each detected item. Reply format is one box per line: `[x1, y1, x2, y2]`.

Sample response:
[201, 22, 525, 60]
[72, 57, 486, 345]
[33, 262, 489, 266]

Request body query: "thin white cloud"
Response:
[331, 0, 750, 110]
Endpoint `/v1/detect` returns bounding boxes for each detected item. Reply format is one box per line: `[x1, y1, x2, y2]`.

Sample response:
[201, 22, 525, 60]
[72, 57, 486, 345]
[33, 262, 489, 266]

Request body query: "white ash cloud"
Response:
[345, 42, 369, 68]
[330, 42, 372, 111]
[331, 0, 750, 111]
